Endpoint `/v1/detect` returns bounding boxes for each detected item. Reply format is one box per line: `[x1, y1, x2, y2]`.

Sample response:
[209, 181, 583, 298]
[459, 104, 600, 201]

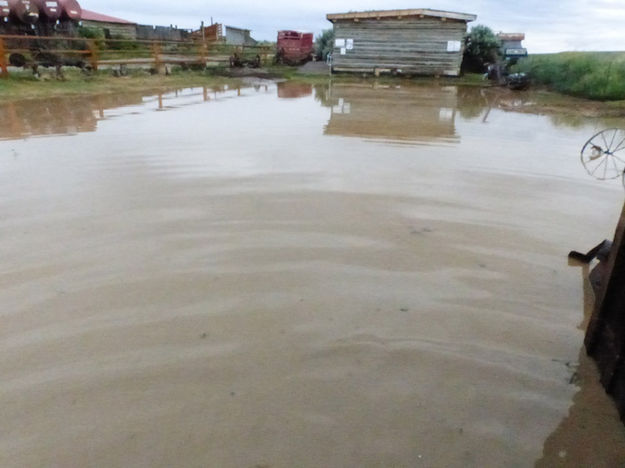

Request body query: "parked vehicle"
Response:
[276, 30, 313, 65]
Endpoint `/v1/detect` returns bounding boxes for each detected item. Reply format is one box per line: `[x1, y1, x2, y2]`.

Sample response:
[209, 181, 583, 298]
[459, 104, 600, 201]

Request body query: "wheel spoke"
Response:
[591, 157, 608, 176]
[611, 156, 622, 178]
[603, 156, 609, 179]
[612, 154, 625, 165]
[584, 150, 607, 167]
[590, 137, 604, 151]
[609, 129, 618, 152]
[601, 131, 610, 149]
[584, 155, 604, 171]
[612, 142, 625, 154]
[612, 133, 625, 153]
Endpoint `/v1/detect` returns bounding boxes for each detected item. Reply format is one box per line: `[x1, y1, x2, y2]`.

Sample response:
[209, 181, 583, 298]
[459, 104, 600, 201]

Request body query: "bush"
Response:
[315, 29, 334, 61]
[513, 53, 625, 101]
[463, 25, 501, 73]
[77, 26, 104, 40]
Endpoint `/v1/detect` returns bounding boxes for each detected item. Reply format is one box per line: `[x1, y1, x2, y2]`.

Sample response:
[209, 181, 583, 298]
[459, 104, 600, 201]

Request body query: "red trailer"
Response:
[276, 30, 313, 65]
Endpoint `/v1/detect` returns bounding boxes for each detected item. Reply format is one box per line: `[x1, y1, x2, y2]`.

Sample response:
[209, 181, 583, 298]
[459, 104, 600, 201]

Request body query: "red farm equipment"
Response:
[276, 30, 313, 65]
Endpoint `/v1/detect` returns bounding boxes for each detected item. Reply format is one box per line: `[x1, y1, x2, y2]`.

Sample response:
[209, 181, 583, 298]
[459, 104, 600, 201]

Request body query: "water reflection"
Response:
[0, 84, 273, 140]
[3, 78, 625, 467]
[3, 80, 623, 147]
[322, 83, 460, 146]
[277, 81, 313, 99]
[0, 95, 143, 140]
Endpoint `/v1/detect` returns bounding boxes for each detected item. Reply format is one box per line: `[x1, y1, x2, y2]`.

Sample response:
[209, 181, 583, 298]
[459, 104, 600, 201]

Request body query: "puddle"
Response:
[1, 81, 625, 467]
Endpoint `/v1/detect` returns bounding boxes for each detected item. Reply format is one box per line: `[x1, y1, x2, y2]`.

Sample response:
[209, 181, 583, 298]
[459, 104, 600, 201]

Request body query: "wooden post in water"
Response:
[0, 37, 9, 78]
[585, 201, 625, 419]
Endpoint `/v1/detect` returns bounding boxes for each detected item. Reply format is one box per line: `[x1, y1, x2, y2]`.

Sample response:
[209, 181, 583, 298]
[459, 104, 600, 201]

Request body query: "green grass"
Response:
[0, 68, 242, 101]
[513, 52, 625, 101]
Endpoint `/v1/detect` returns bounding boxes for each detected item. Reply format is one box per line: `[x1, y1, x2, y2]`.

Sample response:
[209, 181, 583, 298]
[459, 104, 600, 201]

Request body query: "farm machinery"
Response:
[1, 0, 86, 76]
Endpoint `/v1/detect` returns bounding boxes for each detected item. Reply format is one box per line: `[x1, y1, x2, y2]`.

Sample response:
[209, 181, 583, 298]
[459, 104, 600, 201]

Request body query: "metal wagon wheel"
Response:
[581, 128, 625, 180]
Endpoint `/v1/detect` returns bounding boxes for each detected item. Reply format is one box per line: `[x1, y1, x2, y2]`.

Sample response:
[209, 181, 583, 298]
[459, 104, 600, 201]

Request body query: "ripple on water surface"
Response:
[1, 81, 625, 467]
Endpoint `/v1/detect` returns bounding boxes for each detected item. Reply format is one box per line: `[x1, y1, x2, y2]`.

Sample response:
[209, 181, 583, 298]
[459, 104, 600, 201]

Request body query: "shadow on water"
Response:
[535, 261, 625, 466]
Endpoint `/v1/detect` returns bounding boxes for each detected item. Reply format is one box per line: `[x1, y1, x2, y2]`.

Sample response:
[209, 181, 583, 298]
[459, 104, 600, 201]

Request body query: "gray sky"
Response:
[82, 0, 625, 53]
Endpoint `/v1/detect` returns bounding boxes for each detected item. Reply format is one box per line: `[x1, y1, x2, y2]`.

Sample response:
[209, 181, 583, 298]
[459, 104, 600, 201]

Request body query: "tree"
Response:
[462, 25, 501, 73]
[315, 29, 335, 61]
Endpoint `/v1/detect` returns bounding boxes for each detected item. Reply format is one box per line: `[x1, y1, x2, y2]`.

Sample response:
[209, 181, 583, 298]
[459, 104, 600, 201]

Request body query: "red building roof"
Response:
[81, 9, 135, 24]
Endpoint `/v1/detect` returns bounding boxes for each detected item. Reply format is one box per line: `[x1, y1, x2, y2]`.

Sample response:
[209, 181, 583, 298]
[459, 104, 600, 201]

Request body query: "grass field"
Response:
[513, 52, 625, 101]
[0, 68, 241, 101]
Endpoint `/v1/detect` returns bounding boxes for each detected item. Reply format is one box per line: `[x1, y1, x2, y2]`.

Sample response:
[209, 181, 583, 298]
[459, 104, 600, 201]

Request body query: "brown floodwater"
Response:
[1, 80, 625, 467]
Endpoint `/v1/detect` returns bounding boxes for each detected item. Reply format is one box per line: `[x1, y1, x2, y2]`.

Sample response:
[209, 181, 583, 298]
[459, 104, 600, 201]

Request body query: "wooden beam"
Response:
[585, 202, 625, 420]
[327, 8, 477, 23]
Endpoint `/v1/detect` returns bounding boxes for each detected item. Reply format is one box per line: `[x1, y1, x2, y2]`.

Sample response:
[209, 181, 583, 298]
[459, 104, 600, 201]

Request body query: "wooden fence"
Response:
[0, 34, 274, 77]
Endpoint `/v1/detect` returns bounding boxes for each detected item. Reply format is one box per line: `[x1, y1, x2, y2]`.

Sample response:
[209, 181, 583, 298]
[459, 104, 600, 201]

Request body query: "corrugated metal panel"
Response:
[225, 26, 256, 46]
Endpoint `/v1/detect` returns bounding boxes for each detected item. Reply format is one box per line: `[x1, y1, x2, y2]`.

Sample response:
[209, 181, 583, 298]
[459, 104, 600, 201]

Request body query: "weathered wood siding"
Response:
[81, 20, 137, 40]
[331, 18, 468, 76]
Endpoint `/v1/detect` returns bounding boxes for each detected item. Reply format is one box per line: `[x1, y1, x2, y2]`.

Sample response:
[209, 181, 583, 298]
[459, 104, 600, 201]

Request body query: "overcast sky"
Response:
[81, 0, 625, 53]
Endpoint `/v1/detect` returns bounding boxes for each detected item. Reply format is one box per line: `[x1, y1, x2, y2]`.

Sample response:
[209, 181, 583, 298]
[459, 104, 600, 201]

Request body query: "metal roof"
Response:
[497, 33, 526, 41]
[327, 8, 477, 23]
[81, 9, 135, 25]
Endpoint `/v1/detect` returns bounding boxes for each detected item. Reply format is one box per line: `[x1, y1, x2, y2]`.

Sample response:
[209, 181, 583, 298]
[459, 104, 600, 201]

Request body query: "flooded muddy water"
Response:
[1, 81, 625, 467]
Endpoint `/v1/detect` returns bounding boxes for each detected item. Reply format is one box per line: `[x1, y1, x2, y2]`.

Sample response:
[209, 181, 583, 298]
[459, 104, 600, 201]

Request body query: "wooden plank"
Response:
[331, 18, 466, 76]
[585, 202, 625, 419]
[327, 8, 476, 22]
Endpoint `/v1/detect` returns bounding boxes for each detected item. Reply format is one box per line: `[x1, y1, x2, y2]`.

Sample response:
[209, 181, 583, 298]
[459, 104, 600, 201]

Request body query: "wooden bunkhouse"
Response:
[326, 8, 477, 77]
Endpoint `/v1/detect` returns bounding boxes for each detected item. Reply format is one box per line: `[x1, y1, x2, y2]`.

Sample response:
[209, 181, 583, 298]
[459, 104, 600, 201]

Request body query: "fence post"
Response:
[0, 37, 8, 78]
[200, 39, 208, 67]
[87, 39, 99, 72]
[152, 41, 162, 73]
